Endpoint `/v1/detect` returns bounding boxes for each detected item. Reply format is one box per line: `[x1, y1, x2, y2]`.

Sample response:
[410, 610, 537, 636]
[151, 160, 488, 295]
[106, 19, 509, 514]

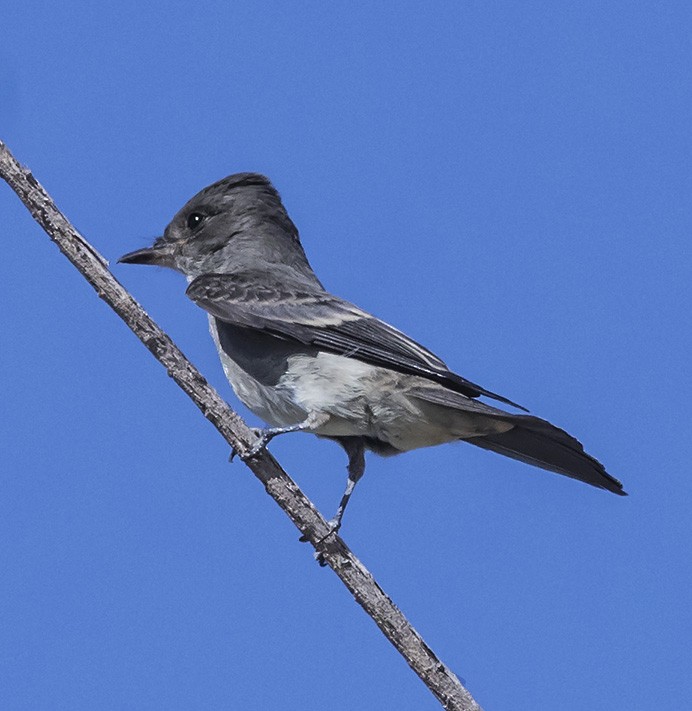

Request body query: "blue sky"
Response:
[2, 3, 690, 709]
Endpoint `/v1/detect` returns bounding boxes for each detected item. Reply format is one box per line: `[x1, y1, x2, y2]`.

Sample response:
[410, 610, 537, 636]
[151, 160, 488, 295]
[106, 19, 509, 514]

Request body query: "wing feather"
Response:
[186, 272, 527, 410]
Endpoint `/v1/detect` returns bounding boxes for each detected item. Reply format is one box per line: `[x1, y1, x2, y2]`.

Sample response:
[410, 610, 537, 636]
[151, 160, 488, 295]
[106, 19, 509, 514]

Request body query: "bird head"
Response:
[119, 173, 315, 281]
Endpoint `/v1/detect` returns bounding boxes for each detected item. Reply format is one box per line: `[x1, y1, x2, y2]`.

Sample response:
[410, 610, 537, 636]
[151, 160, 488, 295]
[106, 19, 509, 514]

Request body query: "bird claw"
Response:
[245, 435, 271, 459]
[323, 517, 342, 538]
[229, 429, 269, 462]
[299, 518, 341, 567]
[314, 523, 340, 567]
[315, 551, 328, 567]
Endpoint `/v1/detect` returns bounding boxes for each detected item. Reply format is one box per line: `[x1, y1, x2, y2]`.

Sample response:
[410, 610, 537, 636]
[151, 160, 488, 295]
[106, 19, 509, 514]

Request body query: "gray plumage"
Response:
[119, 173, 626, 531]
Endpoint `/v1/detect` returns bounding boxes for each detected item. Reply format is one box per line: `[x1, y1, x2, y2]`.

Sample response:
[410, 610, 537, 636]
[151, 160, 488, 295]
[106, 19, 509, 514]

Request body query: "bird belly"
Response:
[209, 317, 511, 450]
[281, 352, 500, 449]
[280, 352, 380, 437]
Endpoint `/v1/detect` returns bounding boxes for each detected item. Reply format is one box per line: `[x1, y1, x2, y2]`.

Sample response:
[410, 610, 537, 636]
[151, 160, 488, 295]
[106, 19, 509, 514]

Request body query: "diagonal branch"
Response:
[0, 140, 483, 711]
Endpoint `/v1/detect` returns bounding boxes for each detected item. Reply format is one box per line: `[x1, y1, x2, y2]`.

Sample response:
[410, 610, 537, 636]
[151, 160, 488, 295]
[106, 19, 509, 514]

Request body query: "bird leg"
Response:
[307, 438, 367, 566]
[327, 437, 366, 534]
[298, 436, 366, 557]
[241, 411, 329, 459]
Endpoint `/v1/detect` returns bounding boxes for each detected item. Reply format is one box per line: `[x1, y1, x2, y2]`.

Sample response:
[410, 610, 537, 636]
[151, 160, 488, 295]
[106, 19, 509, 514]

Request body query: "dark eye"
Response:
[186, 212, 206, 230]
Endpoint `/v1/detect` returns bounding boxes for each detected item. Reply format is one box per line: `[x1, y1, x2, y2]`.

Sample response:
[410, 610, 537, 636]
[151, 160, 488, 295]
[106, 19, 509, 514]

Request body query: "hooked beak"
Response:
[118, 240, 175, 267]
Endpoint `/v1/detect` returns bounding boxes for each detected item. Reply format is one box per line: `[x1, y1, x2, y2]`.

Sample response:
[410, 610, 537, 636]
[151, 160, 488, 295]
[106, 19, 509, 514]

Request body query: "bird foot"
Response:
[298, 518, 341, 543]
[245, 432, 273, 458]
[229, 428, 269, 462]
[299, 518, 341, 566]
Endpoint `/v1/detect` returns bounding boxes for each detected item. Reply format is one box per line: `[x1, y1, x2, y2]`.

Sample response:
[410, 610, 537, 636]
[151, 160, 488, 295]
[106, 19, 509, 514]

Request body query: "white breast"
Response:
[207, 316, 307, 426]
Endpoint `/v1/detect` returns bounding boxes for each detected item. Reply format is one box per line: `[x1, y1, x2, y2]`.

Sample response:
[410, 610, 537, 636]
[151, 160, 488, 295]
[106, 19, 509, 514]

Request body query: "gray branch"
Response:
[0, 140, 483, 711]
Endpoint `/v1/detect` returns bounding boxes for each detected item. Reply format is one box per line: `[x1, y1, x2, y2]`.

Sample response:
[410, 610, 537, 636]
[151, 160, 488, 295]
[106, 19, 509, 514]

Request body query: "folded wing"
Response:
[186, 272, 527, 410]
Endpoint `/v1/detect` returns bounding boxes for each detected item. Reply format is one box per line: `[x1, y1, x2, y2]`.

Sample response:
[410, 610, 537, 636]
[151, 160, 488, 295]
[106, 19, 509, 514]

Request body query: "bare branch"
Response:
[0, 140, 483, 711]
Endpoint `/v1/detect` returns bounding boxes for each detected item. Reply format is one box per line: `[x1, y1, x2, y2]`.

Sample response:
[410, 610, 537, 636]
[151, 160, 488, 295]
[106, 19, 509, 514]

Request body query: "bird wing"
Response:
[186, 272, 527, 410]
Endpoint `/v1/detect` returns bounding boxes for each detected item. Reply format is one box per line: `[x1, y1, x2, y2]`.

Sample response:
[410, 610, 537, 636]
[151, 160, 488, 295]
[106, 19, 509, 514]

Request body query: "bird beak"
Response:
[118, 240, 174, 267]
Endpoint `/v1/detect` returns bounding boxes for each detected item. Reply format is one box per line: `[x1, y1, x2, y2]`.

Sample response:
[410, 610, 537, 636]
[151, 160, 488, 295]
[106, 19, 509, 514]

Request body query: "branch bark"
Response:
[0, 140, 483, 711]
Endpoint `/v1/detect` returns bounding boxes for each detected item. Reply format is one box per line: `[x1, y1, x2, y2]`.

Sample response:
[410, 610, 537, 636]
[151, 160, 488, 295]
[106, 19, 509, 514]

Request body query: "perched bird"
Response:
[120, 173, 626, 531]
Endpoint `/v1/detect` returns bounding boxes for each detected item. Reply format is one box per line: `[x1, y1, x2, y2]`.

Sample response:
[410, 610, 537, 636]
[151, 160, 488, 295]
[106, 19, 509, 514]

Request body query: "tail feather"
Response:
[406, 385, 626, 495]
[466, 417, 626, 495]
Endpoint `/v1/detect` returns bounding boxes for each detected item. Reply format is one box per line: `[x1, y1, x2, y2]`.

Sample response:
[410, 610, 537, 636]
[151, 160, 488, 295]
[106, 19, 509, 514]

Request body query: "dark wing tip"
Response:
[488, 391, 530, 413]
[446, 372, 530, 412]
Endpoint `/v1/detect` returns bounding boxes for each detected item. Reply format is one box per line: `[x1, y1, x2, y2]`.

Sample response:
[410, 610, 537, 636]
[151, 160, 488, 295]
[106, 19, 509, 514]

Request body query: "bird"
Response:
[119, 172, 626, 532]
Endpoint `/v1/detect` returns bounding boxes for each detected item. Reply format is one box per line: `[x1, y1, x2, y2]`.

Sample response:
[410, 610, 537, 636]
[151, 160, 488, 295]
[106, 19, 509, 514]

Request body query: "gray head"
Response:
[119, 172, 320, 283]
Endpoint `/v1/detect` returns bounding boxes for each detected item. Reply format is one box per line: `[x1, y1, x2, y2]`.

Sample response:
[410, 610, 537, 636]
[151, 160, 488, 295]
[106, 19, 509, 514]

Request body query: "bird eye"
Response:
[186, 212, 206, 230]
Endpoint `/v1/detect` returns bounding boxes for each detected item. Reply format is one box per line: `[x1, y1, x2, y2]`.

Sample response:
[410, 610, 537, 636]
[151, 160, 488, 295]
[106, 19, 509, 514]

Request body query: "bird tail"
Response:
[407, 385, 626, 495]
[465, 416, 626, 495]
